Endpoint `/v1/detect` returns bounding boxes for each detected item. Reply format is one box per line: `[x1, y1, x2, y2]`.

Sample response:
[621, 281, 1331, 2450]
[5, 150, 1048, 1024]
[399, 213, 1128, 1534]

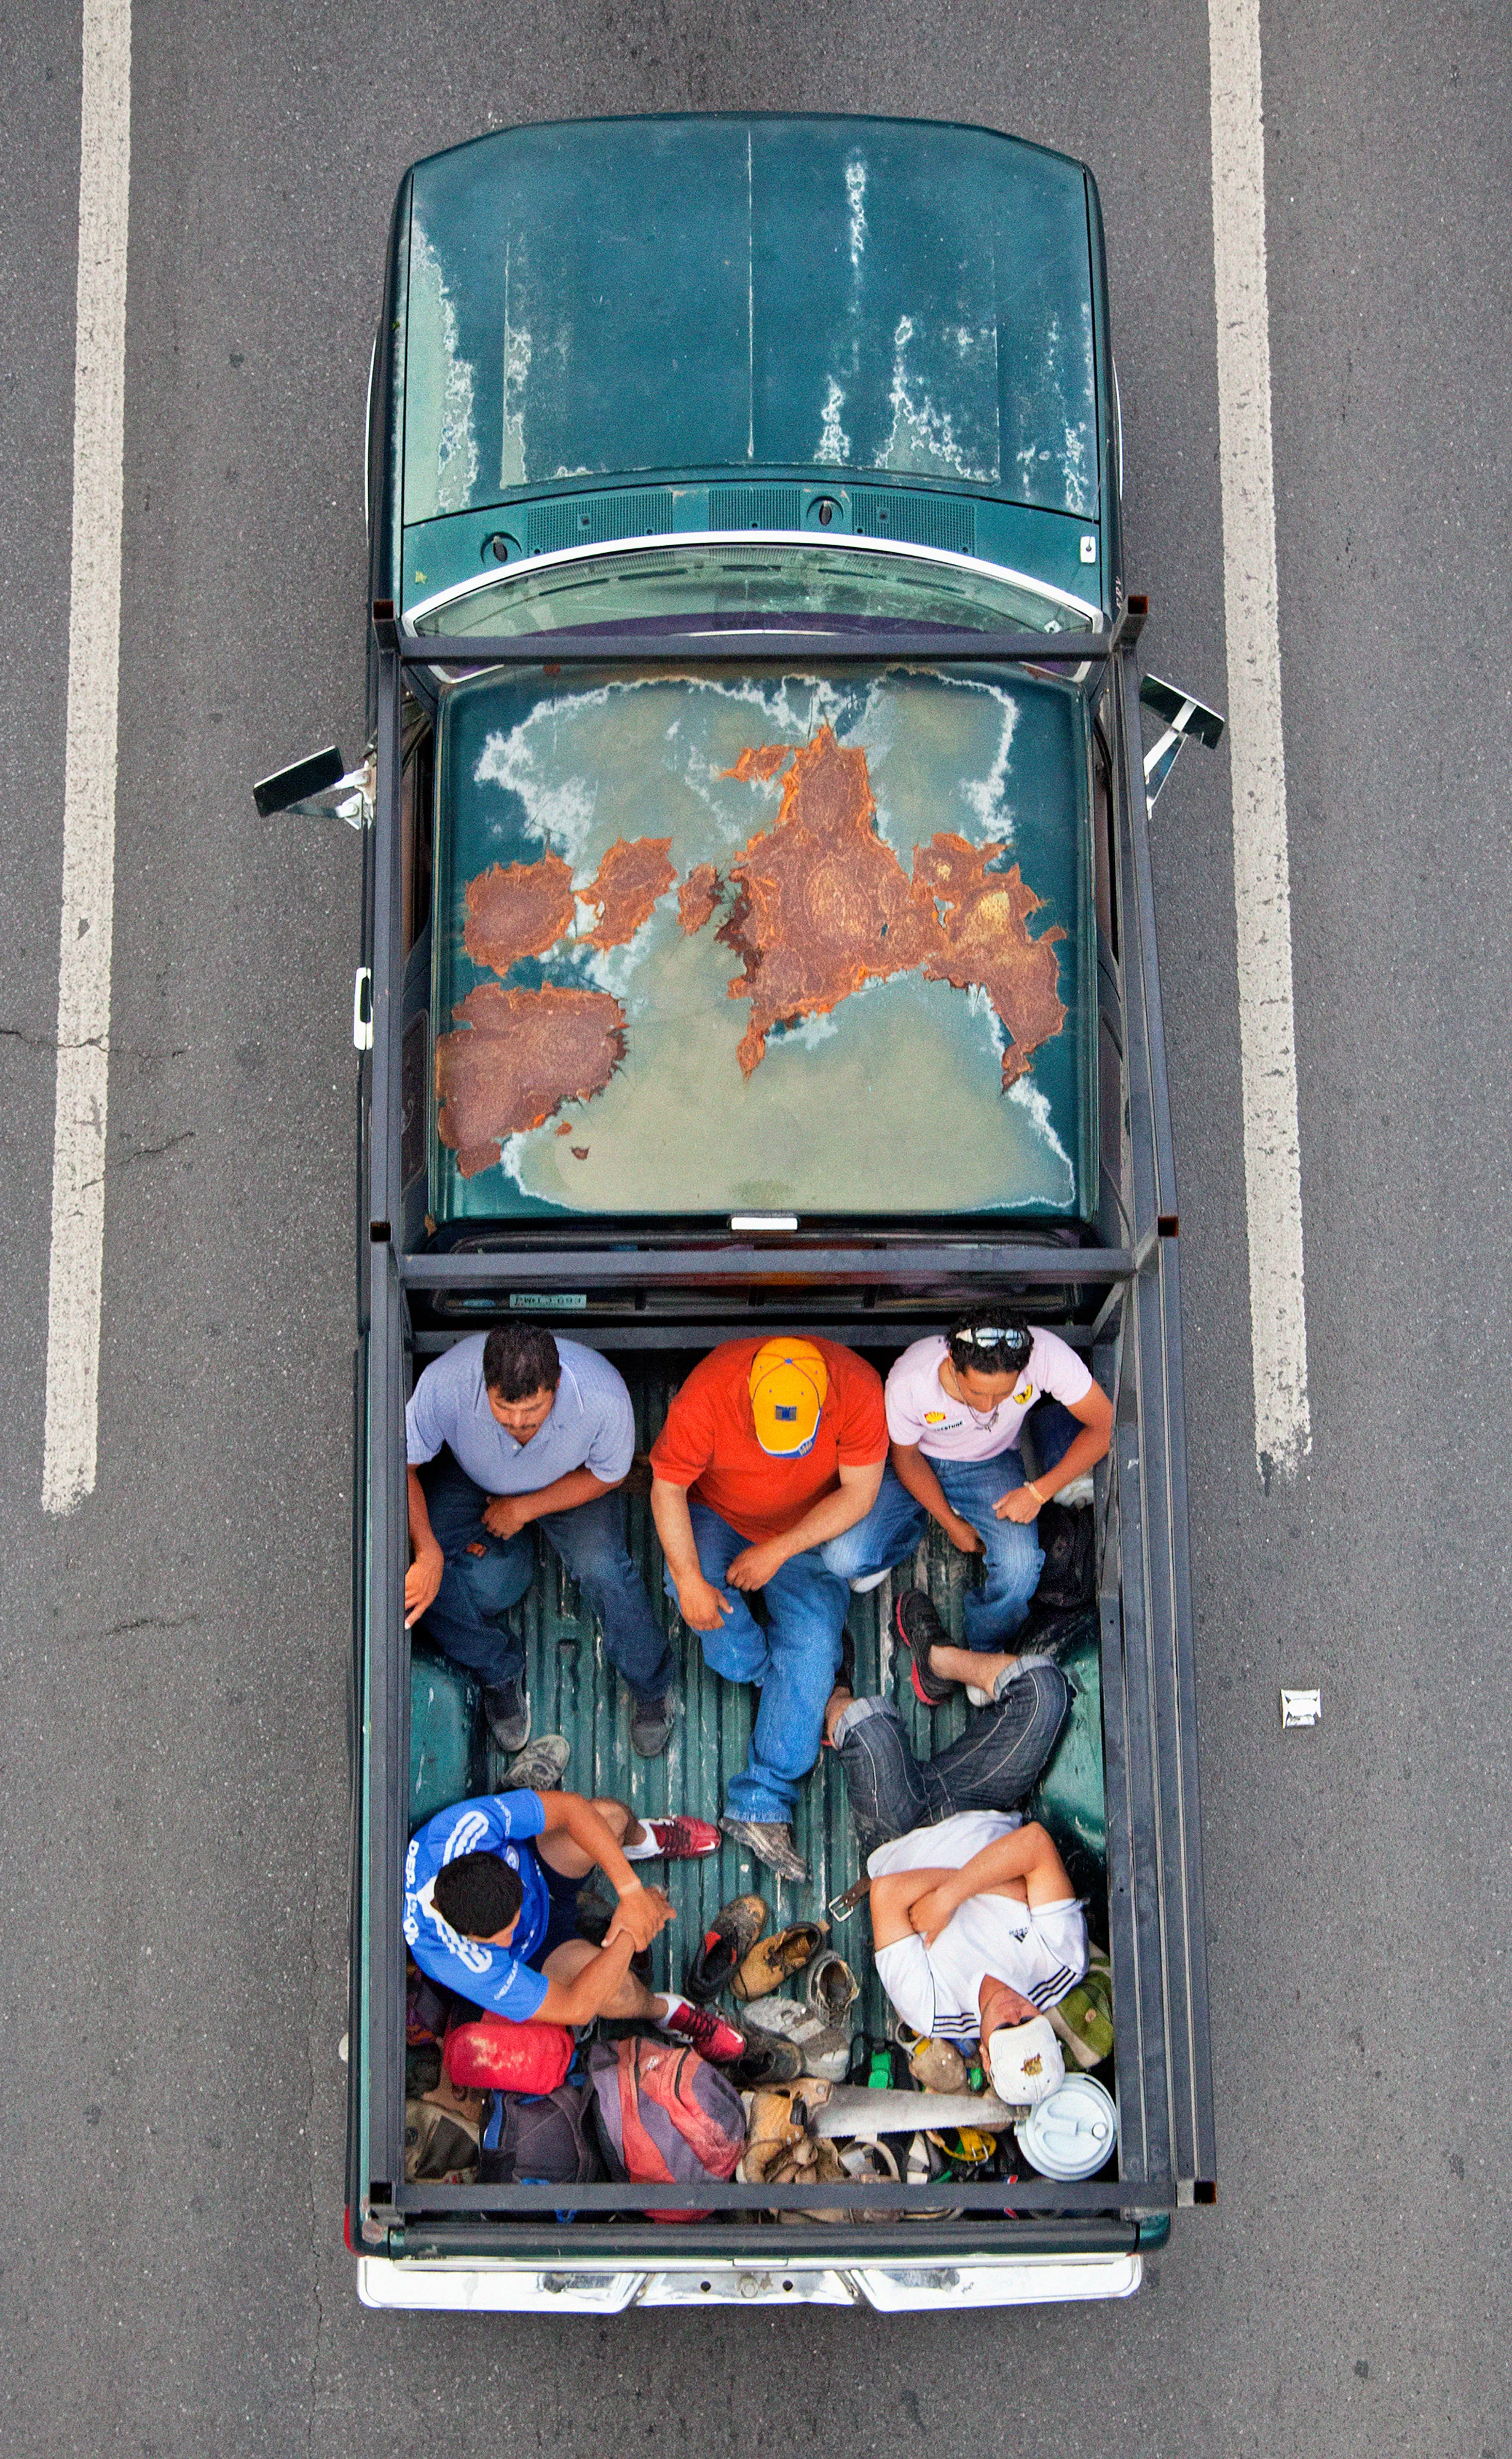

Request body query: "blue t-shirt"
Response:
[404, 1791, 553, 2022]
[406, 1335, 636, 1496]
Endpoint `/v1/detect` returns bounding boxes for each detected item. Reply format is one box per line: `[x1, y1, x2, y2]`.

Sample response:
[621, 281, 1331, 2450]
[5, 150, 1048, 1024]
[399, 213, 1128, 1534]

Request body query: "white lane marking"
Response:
[42, 0, 132, 1515]
[1209, 0, 1311, 1484]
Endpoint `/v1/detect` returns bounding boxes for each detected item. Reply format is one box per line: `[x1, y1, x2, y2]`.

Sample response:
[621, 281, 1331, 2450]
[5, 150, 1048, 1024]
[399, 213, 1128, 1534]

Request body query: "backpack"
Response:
[586, 2037, 745, 2222]
[406, 1965, 453, 2046]
[403, 2096, 480, 2184]
[444, 2014, 574, 2094]
[478, 2083, 605, 2185]
[1034, 1502, 1095, 1612]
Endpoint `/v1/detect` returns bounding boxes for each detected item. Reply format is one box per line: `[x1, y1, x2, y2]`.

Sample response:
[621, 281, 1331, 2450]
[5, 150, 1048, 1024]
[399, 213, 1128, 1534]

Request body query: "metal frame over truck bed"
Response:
[344, 603, 1216, 2311]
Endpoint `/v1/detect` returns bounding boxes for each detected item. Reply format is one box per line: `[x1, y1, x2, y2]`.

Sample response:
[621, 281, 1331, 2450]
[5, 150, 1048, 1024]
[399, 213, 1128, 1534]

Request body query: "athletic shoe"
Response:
[483, 1676, 530, 1754]
[503, 1732, 569, 1791]
[639, 1814, 721, 1859]
[892, 1590, 958, 1708]
[685, 1894, 770, 2002]
[732, 1921, 828, 2002]
[720, 1815, 808, 1884]
[656, 1998, 746, 2064]
[629, 1692, 675, 1758]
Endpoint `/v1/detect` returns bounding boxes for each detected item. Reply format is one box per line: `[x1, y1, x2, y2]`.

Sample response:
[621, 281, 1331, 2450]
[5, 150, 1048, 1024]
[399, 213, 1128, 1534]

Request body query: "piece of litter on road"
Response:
[1281, 1688, 1321, 1728]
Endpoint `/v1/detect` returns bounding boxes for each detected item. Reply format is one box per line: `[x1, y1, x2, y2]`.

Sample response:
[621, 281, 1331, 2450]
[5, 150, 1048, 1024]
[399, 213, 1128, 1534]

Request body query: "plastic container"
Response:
[1014, 2074, 1119, 2180]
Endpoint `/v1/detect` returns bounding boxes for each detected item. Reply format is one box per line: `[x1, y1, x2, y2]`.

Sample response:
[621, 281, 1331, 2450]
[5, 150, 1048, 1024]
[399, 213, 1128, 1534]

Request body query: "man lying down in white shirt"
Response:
[868, 1809, 1089, 2104]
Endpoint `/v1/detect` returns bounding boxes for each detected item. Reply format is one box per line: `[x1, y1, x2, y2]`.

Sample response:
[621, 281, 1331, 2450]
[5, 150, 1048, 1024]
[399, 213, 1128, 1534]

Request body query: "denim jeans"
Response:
[419, 1451, 675, 1703]
[668, 1499, 849, 1824]
[832, 1667, 1071, 1864]
[817, 1402, 1082, 1649]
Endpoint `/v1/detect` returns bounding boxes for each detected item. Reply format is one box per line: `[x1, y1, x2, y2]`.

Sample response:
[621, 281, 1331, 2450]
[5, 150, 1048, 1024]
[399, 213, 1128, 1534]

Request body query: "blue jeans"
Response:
[419, 1452, 675, 1703]
[819, 1401, 1083, 1650]
[669, 1500, 849, 1823]
[833, 1668, 1071, 1863]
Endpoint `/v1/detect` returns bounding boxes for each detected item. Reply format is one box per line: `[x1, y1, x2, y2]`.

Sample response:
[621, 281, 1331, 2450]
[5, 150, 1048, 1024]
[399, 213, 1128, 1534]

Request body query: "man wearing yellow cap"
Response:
[649, 1337, 889, 1881]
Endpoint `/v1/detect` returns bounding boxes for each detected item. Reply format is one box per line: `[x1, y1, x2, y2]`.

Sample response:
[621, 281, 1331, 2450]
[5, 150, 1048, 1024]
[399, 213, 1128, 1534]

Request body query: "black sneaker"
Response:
[630, 1691, 675, 1758]
[892, 1590, 958, 1708]
[483, 1676, 530, 1755]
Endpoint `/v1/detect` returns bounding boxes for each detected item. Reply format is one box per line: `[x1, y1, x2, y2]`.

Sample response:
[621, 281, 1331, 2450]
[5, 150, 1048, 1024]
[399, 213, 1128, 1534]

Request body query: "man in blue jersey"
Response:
[405, 1324, 675, 1758]
[404, 1785, 744, 2058]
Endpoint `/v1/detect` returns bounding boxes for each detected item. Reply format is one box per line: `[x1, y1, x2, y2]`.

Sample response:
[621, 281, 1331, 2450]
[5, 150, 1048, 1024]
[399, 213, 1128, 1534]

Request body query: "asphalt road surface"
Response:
[2, 4, 1509, 2452]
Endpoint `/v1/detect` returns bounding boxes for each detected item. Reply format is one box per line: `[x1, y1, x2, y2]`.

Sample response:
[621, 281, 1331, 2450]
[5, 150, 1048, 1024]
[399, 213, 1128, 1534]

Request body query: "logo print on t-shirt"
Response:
[1013, 1384, 1034, 1407]
[923, 1410, 948, 1425]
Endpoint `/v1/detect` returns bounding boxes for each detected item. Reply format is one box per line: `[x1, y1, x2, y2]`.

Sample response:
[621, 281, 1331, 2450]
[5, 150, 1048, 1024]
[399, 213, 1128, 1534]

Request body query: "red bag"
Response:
[586, 2037, 744, 2222]
[444, 2013, 573, 2093]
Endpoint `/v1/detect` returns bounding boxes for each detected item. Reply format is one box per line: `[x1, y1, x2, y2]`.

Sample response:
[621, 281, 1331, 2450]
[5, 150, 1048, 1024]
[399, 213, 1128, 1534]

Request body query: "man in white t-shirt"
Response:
[824, 1316, 1112, 1685]
[821, 1656, 1086, 2083]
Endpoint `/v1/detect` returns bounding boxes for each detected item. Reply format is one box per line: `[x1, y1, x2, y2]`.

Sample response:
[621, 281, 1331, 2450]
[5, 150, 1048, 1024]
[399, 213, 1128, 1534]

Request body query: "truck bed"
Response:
[406, 1360, 1108, 2053]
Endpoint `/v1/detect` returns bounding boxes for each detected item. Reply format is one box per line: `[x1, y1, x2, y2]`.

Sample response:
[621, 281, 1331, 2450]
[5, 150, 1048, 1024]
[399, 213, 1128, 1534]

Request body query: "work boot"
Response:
[629, 1691, 675, 1758]
[732, 2033, 805, 2088]
[805, 1949, 860, 2028]
[483, 1676, 530, 1754]
[731, 1920, 828, 2002]
[503, 1732, 569, 1791]
[720, 1815, 808, 1885]
[685, 1895, 770, 2003]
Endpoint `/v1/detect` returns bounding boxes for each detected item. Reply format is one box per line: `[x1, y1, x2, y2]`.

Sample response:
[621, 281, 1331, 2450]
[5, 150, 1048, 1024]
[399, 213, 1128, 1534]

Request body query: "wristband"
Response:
[1026, 1480, 1045, 1503]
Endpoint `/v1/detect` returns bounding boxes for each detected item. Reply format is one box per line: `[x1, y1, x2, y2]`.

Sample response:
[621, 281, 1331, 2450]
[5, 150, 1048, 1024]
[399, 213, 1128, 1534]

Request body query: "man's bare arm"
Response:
[725, 1458, 886, 1590]
[405, 1466, 444, 1628]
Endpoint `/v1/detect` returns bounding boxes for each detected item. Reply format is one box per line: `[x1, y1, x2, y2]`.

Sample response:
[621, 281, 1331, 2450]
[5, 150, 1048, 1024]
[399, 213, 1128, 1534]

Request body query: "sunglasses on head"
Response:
[955, 1324, 1031, 1359]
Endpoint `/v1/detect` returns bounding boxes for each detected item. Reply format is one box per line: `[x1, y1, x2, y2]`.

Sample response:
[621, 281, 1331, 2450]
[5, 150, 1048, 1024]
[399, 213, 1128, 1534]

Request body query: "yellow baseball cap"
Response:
[749, 1338, 829, 1457]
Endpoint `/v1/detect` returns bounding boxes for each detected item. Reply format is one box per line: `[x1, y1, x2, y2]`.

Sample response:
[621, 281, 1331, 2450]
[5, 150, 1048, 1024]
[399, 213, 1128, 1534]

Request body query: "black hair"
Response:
[431, 1851, 524, 1939]
[482, 1324, 562, 1403]
[946, 1313, 1033, 1377]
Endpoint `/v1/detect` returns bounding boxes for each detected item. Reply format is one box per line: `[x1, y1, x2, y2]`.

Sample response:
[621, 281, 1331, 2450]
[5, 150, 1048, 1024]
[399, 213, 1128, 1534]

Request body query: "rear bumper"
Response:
[358, 2249, 1141, 2313]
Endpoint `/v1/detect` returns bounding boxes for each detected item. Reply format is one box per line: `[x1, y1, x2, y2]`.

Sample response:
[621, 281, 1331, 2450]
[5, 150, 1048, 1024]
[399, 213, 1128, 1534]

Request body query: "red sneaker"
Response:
[658, 1999, 746, 2064]
[640, 1814, 721, 1859]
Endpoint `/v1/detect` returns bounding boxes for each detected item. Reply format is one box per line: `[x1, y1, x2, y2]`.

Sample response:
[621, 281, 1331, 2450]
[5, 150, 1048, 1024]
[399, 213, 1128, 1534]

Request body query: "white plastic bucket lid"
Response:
[1014, 2073, 1119, 2181]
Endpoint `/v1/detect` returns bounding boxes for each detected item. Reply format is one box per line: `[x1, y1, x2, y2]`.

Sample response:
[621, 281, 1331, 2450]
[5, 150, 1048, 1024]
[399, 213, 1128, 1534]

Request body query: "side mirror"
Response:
[252, 744, 372, 826]
[1138, 674, 1225, 807]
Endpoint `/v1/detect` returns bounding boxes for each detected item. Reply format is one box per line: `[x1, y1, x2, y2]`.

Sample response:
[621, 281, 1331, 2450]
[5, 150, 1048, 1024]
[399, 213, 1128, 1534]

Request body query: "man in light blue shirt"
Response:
[406, 1325, 675, 1756]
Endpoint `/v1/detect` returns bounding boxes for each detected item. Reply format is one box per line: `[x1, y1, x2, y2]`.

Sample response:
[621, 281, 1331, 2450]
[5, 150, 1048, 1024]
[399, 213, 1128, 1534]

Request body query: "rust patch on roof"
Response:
[719, 725, 942, 1077]
[463, 853, 577, 972]
[580, 835, 676, 949]
[677, 862, 723, 935]
[724, 743, 795, 786]
[435, 982, 626, 1175]
[721, 725, 1067, 1086]
[915, 834, 1068, 1088]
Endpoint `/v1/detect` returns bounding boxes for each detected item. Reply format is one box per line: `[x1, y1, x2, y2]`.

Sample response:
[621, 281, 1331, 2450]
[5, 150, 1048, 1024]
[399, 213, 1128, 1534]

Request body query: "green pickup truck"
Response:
[264, 111, 1221, 2311]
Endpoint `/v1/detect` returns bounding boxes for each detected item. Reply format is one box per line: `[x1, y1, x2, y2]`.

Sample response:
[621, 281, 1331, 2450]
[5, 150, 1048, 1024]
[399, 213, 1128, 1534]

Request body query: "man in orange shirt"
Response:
[650, 1336, 889, 1882]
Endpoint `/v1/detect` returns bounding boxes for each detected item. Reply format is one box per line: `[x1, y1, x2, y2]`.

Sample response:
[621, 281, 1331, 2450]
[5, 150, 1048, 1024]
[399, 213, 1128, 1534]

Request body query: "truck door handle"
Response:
[353, 967, 374, 1050]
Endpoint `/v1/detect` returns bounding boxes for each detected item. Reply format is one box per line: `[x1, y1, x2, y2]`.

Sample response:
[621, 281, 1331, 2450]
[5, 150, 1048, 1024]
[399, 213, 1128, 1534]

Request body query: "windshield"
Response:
[409, 537, 1097, 641]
